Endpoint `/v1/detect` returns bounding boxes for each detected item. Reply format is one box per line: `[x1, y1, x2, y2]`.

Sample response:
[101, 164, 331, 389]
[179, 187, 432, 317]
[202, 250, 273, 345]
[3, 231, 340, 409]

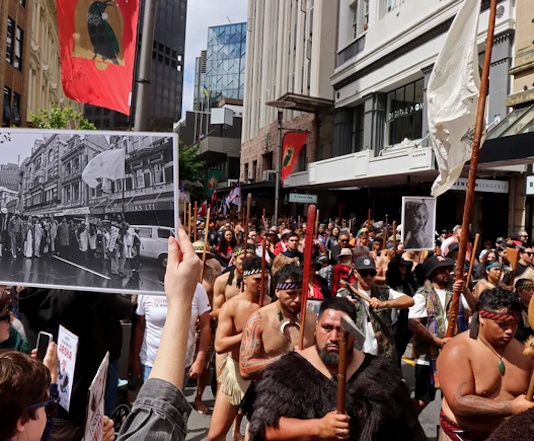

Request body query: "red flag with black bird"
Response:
[57, 0, 139, 115]
[281, 132, 309, 182]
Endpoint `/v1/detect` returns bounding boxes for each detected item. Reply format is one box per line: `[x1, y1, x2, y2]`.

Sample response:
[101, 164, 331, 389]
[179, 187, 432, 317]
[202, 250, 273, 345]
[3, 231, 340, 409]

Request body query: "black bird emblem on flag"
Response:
[283, 147, 294, 168]
[87, 1, 120, 64]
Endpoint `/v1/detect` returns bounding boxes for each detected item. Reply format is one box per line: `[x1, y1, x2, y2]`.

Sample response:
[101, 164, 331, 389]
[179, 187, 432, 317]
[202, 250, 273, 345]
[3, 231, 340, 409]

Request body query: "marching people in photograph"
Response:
[0, 129, 178, 295]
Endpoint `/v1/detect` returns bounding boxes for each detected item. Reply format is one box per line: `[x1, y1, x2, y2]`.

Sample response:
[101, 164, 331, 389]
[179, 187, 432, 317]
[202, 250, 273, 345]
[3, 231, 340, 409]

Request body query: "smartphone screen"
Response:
[36, 333, 51, 361]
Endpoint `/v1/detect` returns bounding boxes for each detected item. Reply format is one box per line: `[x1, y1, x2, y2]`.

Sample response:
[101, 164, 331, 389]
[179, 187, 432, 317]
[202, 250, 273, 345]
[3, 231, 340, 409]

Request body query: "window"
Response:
[252, 160, 258, 181]
[73, 157, 80, 172]
[352, 104, 365, 152]
[65, 186, 71, 202]
[19, 0, 25, 7]
[6, 18, 14, 65]
[351, 0, 369, 39]
[244, 163, 249, 181]
[14, 26, 23, 71]
[48, 150, 54, 165]
[3, 87, 12, 127]
[157, 228, 171, 239]
[138, 227, 152, 238]
[12, 92, 20, 125]
[386, 79, 425, 146]
[65, 162, 71, 176]
[298, 145, 308, 172]
[135, 169, 145, 188]
[73, 184, 80, 200]
[153, 163, 164, 184]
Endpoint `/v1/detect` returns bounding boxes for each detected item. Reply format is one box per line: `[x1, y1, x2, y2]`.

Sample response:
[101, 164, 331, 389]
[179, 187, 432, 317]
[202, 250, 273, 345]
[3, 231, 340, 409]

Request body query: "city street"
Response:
[0, 254, 165, 294]
[183, 359, 441, 441]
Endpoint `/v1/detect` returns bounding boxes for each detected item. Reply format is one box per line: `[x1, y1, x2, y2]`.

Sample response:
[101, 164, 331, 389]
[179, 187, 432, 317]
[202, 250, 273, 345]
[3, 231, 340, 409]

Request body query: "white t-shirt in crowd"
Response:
[339, 287, 409, 355]
[136, 283, 211, 368]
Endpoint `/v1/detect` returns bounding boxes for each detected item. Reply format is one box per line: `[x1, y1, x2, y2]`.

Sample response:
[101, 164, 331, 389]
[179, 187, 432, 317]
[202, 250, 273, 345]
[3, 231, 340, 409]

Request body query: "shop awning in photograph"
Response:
[479, 103, 534, 168]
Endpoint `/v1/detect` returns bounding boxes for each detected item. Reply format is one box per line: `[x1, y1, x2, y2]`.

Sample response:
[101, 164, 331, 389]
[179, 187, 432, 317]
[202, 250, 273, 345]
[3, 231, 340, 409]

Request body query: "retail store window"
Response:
[386, 79, 424, 147]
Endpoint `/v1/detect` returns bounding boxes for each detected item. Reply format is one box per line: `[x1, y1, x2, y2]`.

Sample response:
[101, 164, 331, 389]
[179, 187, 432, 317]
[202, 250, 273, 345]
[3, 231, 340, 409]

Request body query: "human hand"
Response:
[453, 280, 466, 294]
[188, 359, 204, 379]
[103, 416, 115, 441]
[436, 337, 452, 349]
[512, 394, 534, 414]
[31, 342, 58, 383]
[164, 224, 202, 308]
[317, 411, 350, 440]
[368, 298, 386, 310]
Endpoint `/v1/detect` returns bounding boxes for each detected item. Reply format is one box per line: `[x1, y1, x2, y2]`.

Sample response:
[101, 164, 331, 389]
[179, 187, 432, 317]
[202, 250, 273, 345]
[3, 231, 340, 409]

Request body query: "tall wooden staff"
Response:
[259, 235, 267, 308]
[315, 209, 320, 239]
[382, 214, 388, 251]
[447, 0, 497, 337]
[299, 204, 316, 350]
[392, 221, 397, 253]
[245, 193, 252, 257]
[262, 209, 266, 224]
[183, 200, 187, 225]
[187, 203, 192, 237]
[200, 208, 211, 282]
[193, 201, 198, 241]
[367, 209, 371, 229]
[465, 233, 480, 286]
[297, 215, 301, 233]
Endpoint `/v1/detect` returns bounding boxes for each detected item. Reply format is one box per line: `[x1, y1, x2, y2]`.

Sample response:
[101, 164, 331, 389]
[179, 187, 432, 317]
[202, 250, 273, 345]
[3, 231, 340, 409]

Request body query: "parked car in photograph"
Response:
[129, 225, 175, 267]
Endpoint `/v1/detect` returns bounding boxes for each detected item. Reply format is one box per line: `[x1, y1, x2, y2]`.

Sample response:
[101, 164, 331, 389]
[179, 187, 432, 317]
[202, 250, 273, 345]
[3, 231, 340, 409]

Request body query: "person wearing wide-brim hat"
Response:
[408, 255, 477, 414]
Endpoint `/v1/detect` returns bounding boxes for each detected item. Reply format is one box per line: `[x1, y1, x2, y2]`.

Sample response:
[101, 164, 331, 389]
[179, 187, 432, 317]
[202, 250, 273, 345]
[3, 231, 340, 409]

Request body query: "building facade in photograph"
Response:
[240, 0, 338, 215]
[277, 0, 527, 241]
[84, 0, 187, 131]
[18, 134, 175, 226]
[0, 0, 32, 127]
[26, 0, 83, 123]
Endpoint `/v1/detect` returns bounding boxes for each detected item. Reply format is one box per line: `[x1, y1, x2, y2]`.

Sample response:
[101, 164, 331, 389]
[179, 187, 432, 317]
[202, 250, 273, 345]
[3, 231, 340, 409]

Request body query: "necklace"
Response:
[277, 307, 300, 333]
[478, 336, 506, 375]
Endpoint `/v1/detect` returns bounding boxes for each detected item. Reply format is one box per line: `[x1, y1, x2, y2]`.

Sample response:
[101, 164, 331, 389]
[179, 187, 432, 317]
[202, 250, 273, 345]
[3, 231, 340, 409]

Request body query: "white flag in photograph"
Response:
[82, 149, 126, 188]
[428, 0, 482, 197]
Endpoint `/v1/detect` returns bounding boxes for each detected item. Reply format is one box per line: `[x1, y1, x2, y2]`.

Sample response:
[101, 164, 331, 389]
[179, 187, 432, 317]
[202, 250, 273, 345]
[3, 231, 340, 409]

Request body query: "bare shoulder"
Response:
[207, 257, 222, 275]
[441, 332, 472, 359]
[507, 338, 534, 366]
[215, 271, 230, 285]
[306, 310, 318, 326]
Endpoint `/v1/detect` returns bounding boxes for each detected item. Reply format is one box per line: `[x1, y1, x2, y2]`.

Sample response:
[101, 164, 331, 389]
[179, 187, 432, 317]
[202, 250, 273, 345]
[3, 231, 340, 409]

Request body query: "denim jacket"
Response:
[117, 379, 192, 441]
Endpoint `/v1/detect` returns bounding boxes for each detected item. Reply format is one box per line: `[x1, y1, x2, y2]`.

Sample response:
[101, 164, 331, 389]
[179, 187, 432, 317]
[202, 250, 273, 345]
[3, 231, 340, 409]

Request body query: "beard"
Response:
[316, 342, 353, 367]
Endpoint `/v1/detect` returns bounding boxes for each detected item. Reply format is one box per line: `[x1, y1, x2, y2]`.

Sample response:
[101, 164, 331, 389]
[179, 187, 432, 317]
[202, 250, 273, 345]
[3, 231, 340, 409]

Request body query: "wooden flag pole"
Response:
[367, 209, 371, 229]
[447, 0, 497, 338]
[299, 204, 316, 350]
[262, 209, 266, 224]
[187, 203, 192, 237]
[200, 208, 211, 282]
[183, 200, 187, 226]
[259, 235, 267, 308]
[315, 209, 320, 239]
[466, 233, 480, 287]
[382, 214, 388, 251]
[245, 193, 252, 256]
[297, 215, 301, 233]
[193, 201, 198, 241]
[242, 208, 247, 251]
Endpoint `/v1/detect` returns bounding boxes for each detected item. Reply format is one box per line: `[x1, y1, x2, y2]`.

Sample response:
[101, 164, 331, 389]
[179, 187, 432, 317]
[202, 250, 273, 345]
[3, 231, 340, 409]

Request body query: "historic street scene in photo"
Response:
[0, 130, 177, 294]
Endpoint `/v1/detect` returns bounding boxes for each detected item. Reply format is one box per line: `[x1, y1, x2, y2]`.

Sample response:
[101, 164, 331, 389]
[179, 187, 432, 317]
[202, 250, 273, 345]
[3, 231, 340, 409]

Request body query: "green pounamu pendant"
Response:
[498, 359, 505, 375]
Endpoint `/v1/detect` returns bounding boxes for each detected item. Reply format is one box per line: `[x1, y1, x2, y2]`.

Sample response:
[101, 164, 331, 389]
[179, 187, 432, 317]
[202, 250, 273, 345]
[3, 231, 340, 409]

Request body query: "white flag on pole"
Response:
[428, 0, 483, 197]
[82, 149, 126, 188]
[228, 182, 241, 206]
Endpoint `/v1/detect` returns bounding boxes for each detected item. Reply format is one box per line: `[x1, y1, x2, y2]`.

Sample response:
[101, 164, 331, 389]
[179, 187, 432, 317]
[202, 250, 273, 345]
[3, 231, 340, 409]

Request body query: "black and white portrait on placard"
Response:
[401, 197, 436, 251]
[0, 129, 178, 295]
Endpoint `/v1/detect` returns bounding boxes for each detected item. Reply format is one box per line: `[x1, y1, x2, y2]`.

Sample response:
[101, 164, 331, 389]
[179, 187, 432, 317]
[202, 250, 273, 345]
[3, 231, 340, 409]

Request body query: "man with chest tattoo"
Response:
[207, 256, 271, 441]
[438, 288, 534, 440]
[192, 240, 222, 414]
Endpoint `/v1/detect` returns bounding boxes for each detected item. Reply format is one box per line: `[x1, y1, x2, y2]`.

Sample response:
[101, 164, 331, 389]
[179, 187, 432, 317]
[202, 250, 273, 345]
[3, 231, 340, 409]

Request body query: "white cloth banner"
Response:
[82, 149, 126, 188]
[83, 352, 110, 441]
[57, 325, 79, 412]
[428, 0, 483, 197]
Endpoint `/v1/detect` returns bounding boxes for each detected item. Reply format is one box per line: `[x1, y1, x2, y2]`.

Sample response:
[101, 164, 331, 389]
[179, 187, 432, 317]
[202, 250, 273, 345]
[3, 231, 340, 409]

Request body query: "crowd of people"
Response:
[0, 210, 142, 278]
[3, 212, 534, 440]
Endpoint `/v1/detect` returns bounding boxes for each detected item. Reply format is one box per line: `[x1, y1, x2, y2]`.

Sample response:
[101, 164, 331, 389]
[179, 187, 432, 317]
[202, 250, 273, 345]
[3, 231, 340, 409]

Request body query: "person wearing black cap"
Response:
[408, 255, 476, 414]
[446, 242, 460, 261]
[338, 255, 414, 362]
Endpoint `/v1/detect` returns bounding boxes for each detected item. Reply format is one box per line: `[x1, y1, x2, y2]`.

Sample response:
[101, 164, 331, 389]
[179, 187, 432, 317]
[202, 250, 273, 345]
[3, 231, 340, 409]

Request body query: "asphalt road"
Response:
[0, 253, 166, 293]
[183, 361, 441, 441]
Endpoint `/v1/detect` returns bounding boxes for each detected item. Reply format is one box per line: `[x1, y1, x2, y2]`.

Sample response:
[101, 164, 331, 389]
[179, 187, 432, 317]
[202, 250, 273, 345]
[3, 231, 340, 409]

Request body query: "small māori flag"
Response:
[281, 132, 309, 182]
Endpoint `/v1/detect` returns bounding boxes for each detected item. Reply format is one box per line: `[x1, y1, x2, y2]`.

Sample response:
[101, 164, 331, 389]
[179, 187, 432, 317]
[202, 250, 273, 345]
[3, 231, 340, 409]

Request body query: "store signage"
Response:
[451, 178, 509, 194]
[526, 176, 534, 195]
[387, 102, 424, 122]
[289, 193, 318, 204]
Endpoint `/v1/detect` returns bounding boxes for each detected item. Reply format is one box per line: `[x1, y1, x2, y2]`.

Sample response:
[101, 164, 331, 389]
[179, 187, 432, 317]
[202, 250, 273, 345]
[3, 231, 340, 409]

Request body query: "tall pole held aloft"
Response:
[447, 0, 497, 338]
[274, 111, 283, 224]
[134, 0, 158, 131]
[299, 204, 316, 350]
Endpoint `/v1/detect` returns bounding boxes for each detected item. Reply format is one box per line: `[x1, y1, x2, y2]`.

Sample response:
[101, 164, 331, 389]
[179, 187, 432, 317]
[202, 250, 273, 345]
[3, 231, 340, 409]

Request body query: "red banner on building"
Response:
[57, 0, 139, 115]
[281, 132, 309, 182]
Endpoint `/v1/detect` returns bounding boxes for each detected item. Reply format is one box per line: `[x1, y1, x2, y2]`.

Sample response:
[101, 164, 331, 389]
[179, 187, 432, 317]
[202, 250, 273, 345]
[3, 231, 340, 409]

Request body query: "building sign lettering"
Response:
[387, 102, 424, 122]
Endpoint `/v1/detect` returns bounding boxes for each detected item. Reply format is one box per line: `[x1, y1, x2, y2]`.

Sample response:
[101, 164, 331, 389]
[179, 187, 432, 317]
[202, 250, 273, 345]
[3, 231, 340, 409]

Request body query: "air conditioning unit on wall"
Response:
[262, 170, 277, 182]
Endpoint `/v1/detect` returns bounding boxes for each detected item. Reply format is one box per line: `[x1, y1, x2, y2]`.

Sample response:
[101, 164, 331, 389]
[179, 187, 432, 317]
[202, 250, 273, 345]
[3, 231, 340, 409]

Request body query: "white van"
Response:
[129, 225, 175, 267]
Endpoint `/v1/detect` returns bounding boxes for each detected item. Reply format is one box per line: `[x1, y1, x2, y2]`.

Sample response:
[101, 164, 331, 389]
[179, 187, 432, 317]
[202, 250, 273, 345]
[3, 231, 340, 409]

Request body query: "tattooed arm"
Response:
[438, 339, 534, 418]
[240, 311, 279, 380]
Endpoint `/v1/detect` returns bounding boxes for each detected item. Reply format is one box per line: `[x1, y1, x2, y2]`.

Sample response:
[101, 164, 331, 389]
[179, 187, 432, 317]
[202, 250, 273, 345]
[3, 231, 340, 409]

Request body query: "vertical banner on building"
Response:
[206, 170, 221, 197]
[281, 132, 309, 182]
[57, 325, 79, 412]
[84, 352, 110, 441]
[57, 0, 140, 115]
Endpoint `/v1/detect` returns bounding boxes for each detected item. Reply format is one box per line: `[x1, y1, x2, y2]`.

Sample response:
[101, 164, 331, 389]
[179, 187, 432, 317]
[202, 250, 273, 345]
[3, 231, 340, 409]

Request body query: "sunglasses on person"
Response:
[359, 270, 377, 278]
[340, 238, 349, 243]
[0, 309, 11, 323]
[26, 396, 59, 417]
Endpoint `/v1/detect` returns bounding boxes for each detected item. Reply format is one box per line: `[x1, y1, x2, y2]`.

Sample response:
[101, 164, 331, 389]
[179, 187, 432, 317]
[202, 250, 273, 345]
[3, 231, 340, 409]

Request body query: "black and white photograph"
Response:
[401, 196, 436, 251]
[0, 129, 178, 295]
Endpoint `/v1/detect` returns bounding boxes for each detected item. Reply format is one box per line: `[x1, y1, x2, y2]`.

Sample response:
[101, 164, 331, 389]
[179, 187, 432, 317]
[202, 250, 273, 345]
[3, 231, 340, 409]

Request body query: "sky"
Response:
[182, 0, 248, 118]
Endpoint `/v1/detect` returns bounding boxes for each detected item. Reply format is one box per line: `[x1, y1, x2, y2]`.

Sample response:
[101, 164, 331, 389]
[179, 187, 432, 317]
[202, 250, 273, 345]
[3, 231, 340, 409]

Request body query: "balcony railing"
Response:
[337, 34, 366, 67]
